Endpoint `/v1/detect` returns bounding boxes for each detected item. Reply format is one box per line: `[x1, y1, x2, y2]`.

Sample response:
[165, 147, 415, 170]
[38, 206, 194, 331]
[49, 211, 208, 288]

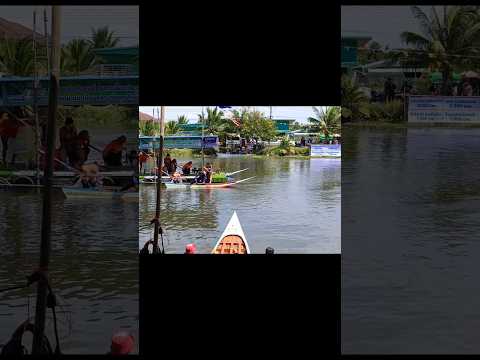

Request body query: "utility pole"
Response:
[270, 106, 272, 119]
[153, 106, 165, 254]
[201, 106, 205, 168]
[32, 10, 40, 186]
[32, 5, 60, 354]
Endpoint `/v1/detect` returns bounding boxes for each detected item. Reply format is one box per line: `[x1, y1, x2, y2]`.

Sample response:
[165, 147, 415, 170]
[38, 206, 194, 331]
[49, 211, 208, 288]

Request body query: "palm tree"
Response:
[341, 75, 370, 122]
[62, 39, 95, 75]
[165, 120, 180, 135]
[198, 107, 225, 134]
[90, 26, 120, 49]
[0, 37, 34, 76]
[177, 115, 189, 125]
[308, 106, 341, 137]
[401, 6, 480, 94]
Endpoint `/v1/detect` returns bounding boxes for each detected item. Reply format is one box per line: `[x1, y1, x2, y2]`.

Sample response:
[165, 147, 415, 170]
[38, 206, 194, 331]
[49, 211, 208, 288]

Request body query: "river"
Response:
[139, 155, 341, 254]
[342, 126, 480, 353]
[0, 189, 138, 354]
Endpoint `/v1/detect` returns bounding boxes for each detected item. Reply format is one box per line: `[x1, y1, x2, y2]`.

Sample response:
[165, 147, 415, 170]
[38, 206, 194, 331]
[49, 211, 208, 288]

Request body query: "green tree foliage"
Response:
[308, 106, 341, 136]
[90, 26, 120, 49]
[239, 110, 277, 142]
[165, 120, 180, 135]
[62, 39, 95, 75]
[341, 75, 370, 122]
[0, 37, 35, 76]
[401, 6, 480, 94]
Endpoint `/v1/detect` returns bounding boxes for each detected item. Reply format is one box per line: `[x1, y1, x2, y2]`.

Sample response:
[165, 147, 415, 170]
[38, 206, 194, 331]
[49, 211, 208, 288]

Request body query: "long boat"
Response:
[62, 187, 138, 201]
[212, 211, 250, 254]
[140, 168, 249, 184]
[164, 176, 254, 190]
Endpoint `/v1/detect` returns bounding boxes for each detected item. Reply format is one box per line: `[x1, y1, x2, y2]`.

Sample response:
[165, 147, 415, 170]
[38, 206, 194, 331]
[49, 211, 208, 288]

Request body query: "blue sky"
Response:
[139, 106, 328, 124]
[0, 6, 138, 46]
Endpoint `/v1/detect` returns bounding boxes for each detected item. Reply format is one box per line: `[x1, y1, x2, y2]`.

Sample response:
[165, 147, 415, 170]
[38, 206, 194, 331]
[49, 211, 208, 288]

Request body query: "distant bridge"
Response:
[0, 75, 138, 107]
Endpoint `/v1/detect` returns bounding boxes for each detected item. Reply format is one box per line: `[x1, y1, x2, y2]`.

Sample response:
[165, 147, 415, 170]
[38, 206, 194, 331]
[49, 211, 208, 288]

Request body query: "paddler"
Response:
[204, 163, 213, 183]
[59, 116, 77, 166]
[70, 130, 91, 169]
[74, 162, 102, 188]
[169, 158, 178, 175]
[103, 135, 127, 167]
[163, 153, 172, 173]
[138, 151, 149, 173]
[171, 170, 182, 184]
[182, 161, 193, 175]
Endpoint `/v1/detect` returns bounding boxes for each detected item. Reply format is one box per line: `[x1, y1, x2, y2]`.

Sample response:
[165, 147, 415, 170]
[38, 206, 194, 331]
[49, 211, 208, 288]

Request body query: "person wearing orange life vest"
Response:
[103, 135, 127, 167]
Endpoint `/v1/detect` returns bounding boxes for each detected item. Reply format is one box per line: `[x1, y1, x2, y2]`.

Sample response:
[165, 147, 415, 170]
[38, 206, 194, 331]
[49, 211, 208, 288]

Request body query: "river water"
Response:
[0, 189, 138, 354]
[139, 155, 341, 254]
[342, 127, 480, 353]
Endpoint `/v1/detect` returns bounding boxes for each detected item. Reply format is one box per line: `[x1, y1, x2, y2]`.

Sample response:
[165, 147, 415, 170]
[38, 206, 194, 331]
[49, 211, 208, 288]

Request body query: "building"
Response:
[271, 118, 295, 134]
[341, 31, 372, 74]
[90, 47, 139, 76]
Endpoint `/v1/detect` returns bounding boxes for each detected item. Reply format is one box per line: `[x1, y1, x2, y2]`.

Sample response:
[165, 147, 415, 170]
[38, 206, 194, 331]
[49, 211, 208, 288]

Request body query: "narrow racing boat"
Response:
[165, 176, 254, 190]
[212, 211, 250, 254]
[62, 187, 138, 200]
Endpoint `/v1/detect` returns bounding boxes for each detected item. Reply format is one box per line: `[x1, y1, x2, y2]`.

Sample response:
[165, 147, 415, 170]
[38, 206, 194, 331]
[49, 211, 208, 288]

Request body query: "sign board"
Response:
[408, 96, 480, 123]
[310, 144, 341, 157]
[139, 135, 218, 150]
[226, 139, 240, 145]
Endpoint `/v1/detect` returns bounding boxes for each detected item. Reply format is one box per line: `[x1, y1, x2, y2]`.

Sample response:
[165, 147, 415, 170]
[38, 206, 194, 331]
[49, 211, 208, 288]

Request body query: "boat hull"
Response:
[62, 187, 138, 201]
[212, 211, 250, 254]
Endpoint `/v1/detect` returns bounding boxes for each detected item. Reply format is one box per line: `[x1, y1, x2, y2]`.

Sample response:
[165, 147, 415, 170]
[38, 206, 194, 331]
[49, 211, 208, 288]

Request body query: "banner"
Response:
[139, 136, 218, 150]
[408, 96, 480, 123]
[310, 144, 341, 157]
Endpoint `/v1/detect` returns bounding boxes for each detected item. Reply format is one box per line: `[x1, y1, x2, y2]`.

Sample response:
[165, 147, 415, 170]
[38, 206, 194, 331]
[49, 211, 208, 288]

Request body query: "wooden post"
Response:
[201, 106, 205, 168]
[153, 106, 165, 254]
[32, 5, 60, 354]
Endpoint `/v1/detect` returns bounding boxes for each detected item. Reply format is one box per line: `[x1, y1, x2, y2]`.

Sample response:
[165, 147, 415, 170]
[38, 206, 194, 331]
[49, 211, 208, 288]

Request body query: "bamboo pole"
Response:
[153, 106, 165, 254]
[32, 5, 60, 354]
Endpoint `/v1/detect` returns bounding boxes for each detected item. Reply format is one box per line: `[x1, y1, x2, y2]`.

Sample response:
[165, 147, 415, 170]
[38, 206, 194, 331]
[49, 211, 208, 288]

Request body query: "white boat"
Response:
[165, 176, 254, 190]
[211, 211, 250, 254]
[62, 187, 138, 201]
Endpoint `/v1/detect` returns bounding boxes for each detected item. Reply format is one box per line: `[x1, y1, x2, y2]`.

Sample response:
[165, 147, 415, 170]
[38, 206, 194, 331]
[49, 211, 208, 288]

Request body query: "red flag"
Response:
[230, 117, 241, 127]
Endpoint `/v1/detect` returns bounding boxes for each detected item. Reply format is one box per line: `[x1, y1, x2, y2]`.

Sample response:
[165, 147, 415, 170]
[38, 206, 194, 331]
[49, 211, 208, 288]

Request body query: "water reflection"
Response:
[342, 127, 480, 354]
[0, 190, 138, 354]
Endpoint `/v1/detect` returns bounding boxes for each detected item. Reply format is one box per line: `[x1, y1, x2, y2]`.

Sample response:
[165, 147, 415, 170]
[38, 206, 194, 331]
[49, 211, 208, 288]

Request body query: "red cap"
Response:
[111, 332, 134, 355]
[185, 243, 196, 254]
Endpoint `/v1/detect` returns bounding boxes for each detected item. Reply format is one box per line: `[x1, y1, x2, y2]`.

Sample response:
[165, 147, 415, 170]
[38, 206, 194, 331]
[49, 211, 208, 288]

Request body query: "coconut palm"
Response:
[308, 106, 341, 137]
[90, 26, 120, 49]
[198, 107, 225, 134]
[341, 75, 370, 122]
[62, 39, 95, 75]
[177, 115, 189, 125]
[0, 37, 34, 76]
[400, 6, 480, 94]
[165, 120, 180, 135]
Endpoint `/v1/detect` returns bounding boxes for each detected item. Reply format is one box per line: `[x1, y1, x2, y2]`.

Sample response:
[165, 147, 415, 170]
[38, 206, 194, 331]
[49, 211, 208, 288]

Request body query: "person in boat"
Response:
[163, 153, 172, 173]
[169, 158, 178, 175]
[103, 135, 127, 167]
[182, 161, 193, 175]
[171, 171, 182, 184]
[0, 111, 23, 166]
[68, 130, 91, 169]
[74, 162, 102, 188]
[138, 151, 149, 173]
[59, 116, 77, 165]
[204, 163, 213, 183]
